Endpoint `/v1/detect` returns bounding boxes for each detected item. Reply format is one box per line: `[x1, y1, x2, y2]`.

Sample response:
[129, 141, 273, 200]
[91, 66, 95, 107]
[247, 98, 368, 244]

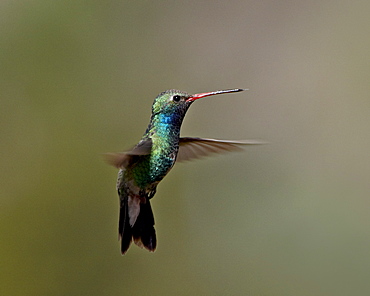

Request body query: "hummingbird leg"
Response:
[147, 188, 157, 200]
[138, 187, 157, 201]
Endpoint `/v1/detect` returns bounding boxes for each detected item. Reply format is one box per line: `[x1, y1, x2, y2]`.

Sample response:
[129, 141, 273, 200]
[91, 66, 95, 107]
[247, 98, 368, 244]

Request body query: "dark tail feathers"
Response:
[119, 198, 156, 255]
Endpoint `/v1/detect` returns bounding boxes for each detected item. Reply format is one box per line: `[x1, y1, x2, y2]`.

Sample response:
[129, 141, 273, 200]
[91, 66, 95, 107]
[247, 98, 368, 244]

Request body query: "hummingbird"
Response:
[106, 88, 261, 254]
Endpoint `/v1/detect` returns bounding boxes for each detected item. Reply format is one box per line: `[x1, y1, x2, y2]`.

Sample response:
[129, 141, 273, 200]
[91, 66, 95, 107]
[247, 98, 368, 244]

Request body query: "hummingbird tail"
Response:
[119, 196, 133, 254]
[119, 196, 156, 254]
[132, 200, 157, 252]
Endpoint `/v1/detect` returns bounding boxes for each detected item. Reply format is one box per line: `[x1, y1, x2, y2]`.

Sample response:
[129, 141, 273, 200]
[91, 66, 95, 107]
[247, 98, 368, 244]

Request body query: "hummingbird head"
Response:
[152, 90, 192, 118]
[151, 88, 246, 119]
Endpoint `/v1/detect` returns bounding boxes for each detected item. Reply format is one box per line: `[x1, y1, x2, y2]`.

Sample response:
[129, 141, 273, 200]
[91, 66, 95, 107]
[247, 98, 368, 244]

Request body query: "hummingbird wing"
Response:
[126, 138, 153, 156]
[177, 137, 264, 162]
[105, 138, 153, 168]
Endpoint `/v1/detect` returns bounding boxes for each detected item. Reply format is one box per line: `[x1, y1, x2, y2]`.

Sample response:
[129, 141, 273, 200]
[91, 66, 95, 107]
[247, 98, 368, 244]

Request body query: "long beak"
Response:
[187, 88, 247, 102]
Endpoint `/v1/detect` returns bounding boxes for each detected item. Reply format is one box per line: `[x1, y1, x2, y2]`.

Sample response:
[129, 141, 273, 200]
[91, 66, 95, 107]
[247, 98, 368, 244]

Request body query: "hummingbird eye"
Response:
[172, 95, 181, 102]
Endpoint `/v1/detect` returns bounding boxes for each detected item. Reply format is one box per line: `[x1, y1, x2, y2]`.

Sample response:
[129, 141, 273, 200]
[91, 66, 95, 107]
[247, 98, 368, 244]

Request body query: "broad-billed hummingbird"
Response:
[106, 88, 261, 254]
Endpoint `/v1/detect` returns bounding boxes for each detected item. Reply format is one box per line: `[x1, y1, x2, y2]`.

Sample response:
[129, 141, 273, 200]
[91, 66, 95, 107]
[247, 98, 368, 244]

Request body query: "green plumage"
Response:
[106, 88, 261, 254]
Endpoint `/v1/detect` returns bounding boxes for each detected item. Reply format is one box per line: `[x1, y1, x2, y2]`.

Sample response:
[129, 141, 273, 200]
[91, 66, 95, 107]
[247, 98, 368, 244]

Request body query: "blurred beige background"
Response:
[1, 1, 369, 295]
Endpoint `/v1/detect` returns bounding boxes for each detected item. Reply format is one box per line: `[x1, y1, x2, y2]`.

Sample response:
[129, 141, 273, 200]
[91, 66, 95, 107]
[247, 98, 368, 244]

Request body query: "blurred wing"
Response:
[177, 137, 264, 162]
[104, 138, 152, 168]
[126, 138, 153, 156]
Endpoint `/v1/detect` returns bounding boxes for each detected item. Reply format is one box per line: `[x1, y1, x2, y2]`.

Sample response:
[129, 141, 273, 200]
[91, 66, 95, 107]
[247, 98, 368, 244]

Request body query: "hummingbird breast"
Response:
[133, 115, 182, 188]
[129, 142, 177, 189]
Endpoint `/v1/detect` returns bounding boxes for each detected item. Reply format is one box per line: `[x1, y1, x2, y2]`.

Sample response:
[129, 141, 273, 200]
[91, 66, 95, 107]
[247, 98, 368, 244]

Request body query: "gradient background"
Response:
[1, 1, 370, 295]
